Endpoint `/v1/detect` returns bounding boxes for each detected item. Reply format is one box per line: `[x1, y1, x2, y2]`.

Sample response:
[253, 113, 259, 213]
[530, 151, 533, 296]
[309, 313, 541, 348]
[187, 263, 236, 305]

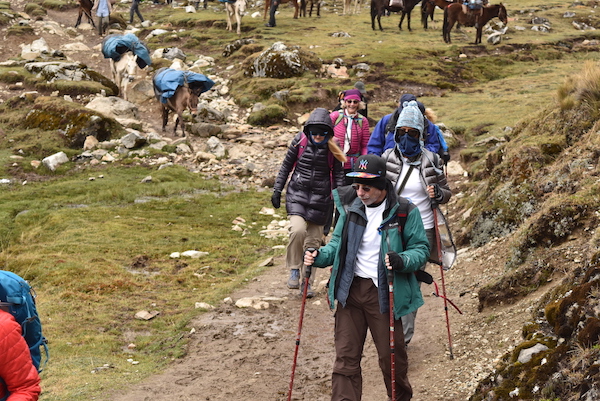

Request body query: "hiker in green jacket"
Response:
[304, 154, 430, 401]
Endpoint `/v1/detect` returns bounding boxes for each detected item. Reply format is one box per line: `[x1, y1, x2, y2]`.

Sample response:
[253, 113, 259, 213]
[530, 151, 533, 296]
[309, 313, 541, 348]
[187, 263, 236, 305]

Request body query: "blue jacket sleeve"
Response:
[367, 114, 390, 156]
[424, 123, 441, 153]
[436, 125, 449, 151]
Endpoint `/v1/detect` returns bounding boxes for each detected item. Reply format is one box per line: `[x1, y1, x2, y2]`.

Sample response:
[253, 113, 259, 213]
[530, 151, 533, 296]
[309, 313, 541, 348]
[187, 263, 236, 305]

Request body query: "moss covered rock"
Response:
[24, 61, 118, 95]
[246, 104, 287, 126]
[244, 42, 322, 79]
[22, 96, 124, 148]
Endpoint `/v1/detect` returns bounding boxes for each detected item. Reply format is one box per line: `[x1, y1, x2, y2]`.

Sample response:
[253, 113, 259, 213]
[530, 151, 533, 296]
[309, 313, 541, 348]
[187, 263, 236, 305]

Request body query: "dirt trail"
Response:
[108, 257, 451, 401]
[107, 166, 533, 401]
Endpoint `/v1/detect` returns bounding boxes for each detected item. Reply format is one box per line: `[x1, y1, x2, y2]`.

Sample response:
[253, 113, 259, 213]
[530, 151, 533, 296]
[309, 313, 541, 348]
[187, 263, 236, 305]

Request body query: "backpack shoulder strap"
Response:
[334, 111, 363, 129]
[295, 133, 308, 161]
[395, 198, 410, 250]
[332, 111, 343, 127]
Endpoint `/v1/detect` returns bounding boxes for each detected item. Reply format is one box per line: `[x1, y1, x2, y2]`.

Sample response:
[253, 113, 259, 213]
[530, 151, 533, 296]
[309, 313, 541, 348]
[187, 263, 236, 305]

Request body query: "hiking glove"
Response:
[271, 190, 281, 209]
[432, 184, 443, 202]
[386, 251, 404, 272]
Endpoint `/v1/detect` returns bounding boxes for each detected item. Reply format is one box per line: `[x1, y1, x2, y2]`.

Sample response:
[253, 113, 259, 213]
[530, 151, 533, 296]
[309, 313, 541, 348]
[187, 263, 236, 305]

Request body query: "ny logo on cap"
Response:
[358, 159, 369, 170]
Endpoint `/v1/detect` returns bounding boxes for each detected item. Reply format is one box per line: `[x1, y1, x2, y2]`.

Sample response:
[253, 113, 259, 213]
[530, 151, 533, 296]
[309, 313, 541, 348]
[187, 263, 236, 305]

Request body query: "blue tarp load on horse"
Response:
[153, 68, 215, 104]
[101, 33, 152, 69]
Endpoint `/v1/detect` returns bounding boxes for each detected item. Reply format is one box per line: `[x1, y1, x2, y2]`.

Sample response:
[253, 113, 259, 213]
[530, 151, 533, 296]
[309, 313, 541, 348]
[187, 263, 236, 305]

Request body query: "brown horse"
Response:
[421, 0, 457, 29]
[156, 84, 202, 136]
[75, 0, 96, 28]
[300, 0, 320, 17]
[370, 0, 422, 31]
[263, 0, 300, 20]
[442, 2, 507, 44]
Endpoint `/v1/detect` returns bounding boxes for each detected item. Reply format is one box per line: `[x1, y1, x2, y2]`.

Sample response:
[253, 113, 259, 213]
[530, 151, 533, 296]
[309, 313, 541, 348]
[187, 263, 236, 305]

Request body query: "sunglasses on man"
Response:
[396, 127, 420, 138]
[351, 184, 373, 192]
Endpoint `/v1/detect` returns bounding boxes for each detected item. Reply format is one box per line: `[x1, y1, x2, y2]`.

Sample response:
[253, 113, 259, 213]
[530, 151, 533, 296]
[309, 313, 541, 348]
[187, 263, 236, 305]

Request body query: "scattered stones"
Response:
[42, 151, 68, 171]
[134, 310, 160, 320]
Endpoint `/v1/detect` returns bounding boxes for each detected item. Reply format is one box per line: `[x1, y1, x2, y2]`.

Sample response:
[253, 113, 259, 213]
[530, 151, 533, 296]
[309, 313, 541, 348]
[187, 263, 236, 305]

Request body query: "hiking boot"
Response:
[301, 282, 315, 298]
[287, 269, 300, 289]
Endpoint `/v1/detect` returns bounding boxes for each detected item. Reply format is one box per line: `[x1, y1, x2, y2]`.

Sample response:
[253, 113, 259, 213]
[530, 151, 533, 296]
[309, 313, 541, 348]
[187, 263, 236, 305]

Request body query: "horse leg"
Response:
[293, 0, 299, 18]
[161, 106, 169, 132]
[475, 26, 482, 45]
[176, 107, 186, 136]
[445, 20, 454, 43]
[75, 9, 83, 27]
[225, 5, 232, 31]
[264, 0, 270, 19]
[300, 0, 306, 17]
[121, 76, 128, 101]
[398, 12, 405, 30]
[85, 9, 96, 27]
[371, 6, 376, 30]
[235, 6, 242, 34]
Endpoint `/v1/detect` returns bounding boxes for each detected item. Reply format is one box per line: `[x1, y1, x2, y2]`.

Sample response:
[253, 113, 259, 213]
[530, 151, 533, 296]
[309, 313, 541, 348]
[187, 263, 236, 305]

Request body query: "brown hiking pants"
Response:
[331, 276, 412, 401]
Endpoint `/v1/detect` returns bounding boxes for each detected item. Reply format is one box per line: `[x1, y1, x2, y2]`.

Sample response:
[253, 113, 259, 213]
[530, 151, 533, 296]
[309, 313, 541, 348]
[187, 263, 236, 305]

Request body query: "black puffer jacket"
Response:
[273, 108, 345, 225]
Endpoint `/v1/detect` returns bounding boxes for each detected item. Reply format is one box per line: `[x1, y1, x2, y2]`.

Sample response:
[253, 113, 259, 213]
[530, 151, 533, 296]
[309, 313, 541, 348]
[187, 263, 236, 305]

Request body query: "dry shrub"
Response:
[557, 61, 600, 111]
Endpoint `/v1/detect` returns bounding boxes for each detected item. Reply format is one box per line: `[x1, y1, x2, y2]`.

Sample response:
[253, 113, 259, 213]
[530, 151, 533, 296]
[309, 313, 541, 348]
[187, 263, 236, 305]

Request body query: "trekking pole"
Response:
[432, 204, 455, 359]
[387, 266, 396, 401]
[287, 247, 316, 401]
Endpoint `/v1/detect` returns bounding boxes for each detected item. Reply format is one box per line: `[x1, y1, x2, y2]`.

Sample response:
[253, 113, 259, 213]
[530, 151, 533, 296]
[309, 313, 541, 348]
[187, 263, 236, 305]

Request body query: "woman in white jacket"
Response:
[381, 100, 452, 345]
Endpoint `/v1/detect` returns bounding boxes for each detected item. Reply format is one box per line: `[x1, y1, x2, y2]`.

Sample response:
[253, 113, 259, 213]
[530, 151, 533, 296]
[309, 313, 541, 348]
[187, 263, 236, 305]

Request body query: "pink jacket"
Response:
[0, 310, 41, 401]
[330, 110, 370, 170]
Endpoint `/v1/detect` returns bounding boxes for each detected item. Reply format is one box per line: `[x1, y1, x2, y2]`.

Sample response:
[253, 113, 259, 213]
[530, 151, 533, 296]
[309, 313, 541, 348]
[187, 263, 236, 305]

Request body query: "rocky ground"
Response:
[1, 3, 541, 400]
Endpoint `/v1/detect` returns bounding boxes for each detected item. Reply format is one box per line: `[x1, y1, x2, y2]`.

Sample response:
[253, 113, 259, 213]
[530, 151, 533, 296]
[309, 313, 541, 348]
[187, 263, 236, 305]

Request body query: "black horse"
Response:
[371, 0, 422, 31]
[442, 2, 507, 44]
[300, 0, 320, 17]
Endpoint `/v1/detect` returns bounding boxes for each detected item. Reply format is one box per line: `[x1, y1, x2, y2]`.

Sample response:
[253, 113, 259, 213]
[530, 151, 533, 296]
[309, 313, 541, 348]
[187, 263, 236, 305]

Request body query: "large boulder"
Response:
[243, 42, 322, 79]
[22, 96, 124, 149]
[24, 61, 118, 95]
[85, 96, 141, 126]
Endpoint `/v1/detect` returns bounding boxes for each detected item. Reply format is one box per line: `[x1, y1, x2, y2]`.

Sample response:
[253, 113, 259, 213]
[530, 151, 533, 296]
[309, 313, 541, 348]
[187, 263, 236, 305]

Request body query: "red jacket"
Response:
[0, 310, 41, 401]
[330, 110, 371, 170]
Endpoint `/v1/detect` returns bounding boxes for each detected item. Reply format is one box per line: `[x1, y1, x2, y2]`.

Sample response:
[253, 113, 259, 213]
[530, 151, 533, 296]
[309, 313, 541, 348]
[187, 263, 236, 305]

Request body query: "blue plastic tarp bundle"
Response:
[152, 68, 215, 104]
[101, 33, 152, 69]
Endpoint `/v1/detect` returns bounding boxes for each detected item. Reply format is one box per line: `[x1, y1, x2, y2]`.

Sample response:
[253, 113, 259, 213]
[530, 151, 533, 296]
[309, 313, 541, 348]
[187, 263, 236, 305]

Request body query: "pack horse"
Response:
[153, 68, 215, 136]
[222, 0, 247, 35]
[101, 33, 152, 100]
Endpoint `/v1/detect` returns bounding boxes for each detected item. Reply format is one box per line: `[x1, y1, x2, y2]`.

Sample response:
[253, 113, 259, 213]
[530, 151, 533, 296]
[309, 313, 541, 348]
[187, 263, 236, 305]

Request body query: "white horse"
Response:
[225, 0, 246, 35]
[110, 52, 138, 101]
[343, 0, 360, 14]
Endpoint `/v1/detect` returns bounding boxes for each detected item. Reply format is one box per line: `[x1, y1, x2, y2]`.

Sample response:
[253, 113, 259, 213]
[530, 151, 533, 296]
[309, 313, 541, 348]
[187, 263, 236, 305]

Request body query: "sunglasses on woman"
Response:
[345, 99, 360, 104]
[351, 184, 372, 192]
[396, 127, 420, 138]
[310, 131, 329, 137]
